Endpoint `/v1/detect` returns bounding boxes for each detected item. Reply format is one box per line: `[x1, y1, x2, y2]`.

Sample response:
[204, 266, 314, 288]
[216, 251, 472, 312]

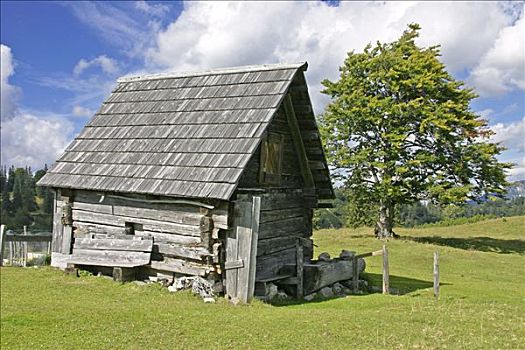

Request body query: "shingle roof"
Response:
[38, 62, 334, 200]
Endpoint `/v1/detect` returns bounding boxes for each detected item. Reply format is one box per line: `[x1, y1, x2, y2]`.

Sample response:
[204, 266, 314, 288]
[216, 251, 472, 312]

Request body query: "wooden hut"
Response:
[37, 62, 334, 302]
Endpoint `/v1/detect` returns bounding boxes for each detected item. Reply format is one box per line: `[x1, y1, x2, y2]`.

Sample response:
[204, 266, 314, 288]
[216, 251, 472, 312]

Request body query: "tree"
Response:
[320, 24, 511, 238]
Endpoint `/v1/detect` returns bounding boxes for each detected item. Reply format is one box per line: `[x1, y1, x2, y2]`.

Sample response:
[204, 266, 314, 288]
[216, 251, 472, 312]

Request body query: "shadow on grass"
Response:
[269, 273, 439, 307]
[402, 236, 525, 254]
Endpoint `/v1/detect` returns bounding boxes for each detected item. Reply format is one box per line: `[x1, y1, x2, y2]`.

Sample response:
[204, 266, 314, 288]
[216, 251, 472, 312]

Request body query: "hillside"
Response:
[1, 216, 524, 349]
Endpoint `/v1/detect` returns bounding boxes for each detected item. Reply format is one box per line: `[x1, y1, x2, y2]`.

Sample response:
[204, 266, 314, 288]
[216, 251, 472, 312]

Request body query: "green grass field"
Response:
[1, 216, 524, 349]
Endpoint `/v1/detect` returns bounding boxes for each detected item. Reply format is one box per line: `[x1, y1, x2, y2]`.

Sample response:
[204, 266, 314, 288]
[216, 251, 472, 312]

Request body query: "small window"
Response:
[259, 133, 283, 185]
[124, 222, 135, 235]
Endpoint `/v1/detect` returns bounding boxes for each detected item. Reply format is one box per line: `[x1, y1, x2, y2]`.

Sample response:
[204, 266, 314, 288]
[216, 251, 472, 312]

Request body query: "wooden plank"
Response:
[259, 207, 304, 224]
[52, 196, 64, 253]
[283, 94, 315, 189]
[0, 225, 5, 266]
[257, 236, 297, 257]
[225, 222, 239, 298]
[247, 197, 260, 302]
[154, 243, 211, 261]
[255, 246, 297, 281]
[383, 245, 389, 295]
[224, 259, 244, 270]
[434, 251, 439, 299]
[61, 226, 73, 255]
[296, 241, 303, 298]
[75, 190, 207, 221]
[74, 238, 153, 252]
[134, 230, 201, 245]
[74, 222, 125, 236]
[149, 259, 210, 276]
[258, 216, 305, 239]
[72, 209, 201, 236]
[70, 249, 150, 267]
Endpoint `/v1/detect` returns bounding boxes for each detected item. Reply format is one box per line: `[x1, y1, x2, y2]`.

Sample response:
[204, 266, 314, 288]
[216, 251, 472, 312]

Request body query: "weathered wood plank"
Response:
[74, 222, 125, 236]
[297, 259, 366, 295]
[296, 241, 303, 298]
[258, 216, 305, 239]
[149, 258, 210, 276]
[69, 249, 151, 267]
[72, 209, 201, 236]
[74, 237, 153, 252]
[283, 94, 315, 189]
[134, 230, 201, 245]
[154, 243, 212, 261]
[74, 190, 207, 225]
[257, 236, 297, 257]
[259, 207, 304, 224]
[255, 246, 297, 281]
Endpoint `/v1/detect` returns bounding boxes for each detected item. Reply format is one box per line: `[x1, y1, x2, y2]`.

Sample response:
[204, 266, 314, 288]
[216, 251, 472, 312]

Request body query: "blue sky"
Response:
[1, 1, 524, 179]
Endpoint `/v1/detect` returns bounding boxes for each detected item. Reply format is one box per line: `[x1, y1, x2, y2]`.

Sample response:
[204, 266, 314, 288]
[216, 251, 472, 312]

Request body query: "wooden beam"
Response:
[0, 225, 5, 267]
[283, 94, 315, 189]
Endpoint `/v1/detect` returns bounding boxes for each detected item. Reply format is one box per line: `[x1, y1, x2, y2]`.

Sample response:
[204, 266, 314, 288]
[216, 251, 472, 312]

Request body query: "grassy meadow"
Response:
[1, 216, 524, 349]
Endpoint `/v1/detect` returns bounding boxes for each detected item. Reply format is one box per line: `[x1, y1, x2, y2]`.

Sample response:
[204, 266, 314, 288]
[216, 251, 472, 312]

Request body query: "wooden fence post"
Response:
[382, 244, 389, 295]
[296, 240, 304, 299]
[434, 251, 439, 299]
[352, 255, 359, 293]
[23, 226, 28, 267]
[0, 225, 5, 266]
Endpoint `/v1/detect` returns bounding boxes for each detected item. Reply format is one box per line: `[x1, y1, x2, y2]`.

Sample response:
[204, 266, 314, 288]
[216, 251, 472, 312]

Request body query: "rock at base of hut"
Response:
[339, 250, 355, 260]
[167, 285, 178, 293]
[318, 286, 334, 298]
[266, 283, 279, 300]
[274, 291, 289, 301]
[304, 293, 315, 301]
[359, 279, 369, 290]
[332, 282, 345, 296]
[174, 276, 196, 290]
[342, 287, 352, 295]
[203, 297, 215, 303]
[318, 252, 331, 262]
[191, 277, 215, 300]
[133, 280, 147, 286]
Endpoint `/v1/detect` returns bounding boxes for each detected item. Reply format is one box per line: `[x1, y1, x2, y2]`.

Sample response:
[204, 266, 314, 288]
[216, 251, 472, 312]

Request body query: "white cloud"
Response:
[506, 156, 525, 181]
[1, 44, 21, 120]
[0, 45, 76, 169]
[145, 1, 521, 113]
[490, 116, 525, 152]
[0, 112, 75, 169]
[73, 55, 119, 76]
[470, 14, 525, 96]
[65, 2, 162, 57]
[72, 105, 94, 118]
[135, 0, 169, 18]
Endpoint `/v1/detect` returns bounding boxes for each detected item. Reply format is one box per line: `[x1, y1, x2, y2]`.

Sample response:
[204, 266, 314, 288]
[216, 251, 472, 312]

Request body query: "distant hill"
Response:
[506, 180, 525, 199]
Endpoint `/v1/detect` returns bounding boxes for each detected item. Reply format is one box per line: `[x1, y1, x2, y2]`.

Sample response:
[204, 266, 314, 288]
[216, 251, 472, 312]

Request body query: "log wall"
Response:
[53, 189, 228, 279]
[255, 189, 313, 281]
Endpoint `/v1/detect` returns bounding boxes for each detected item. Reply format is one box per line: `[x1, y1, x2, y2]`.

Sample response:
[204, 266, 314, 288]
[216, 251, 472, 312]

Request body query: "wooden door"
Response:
[225, 195, 261, 303]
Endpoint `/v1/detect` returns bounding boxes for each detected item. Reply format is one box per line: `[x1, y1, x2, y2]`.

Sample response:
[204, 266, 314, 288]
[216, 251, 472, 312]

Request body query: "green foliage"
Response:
[1, 216, 524, 349]
[313, 189, 347, 229]
[320, 24, 511, 237]
[0, 164, 53, 231]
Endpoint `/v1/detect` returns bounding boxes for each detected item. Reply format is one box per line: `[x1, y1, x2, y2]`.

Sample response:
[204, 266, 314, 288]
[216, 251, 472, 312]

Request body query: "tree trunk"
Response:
[375, 200, 394, 239]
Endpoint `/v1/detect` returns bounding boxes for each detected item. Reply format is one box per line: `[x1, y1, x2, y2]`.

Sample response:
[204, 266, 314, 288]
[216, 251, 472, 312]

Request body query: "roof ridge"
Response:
[118, 62, 307, 83]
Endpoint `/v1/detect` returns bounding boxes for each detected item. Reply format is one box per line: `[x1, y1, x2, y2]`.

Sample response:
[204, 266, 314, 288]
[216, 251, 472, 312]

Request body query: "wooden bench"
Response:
[67, 235, 153, 282]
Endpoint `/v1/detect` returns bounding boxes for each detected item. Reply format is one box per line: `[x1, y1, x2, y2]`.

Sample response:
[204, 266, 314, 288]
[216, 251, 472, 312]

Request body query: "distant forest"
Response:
[314, 183, 525, 230]
[0, 165, 54, 232]
[1, 165, 524, 232]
